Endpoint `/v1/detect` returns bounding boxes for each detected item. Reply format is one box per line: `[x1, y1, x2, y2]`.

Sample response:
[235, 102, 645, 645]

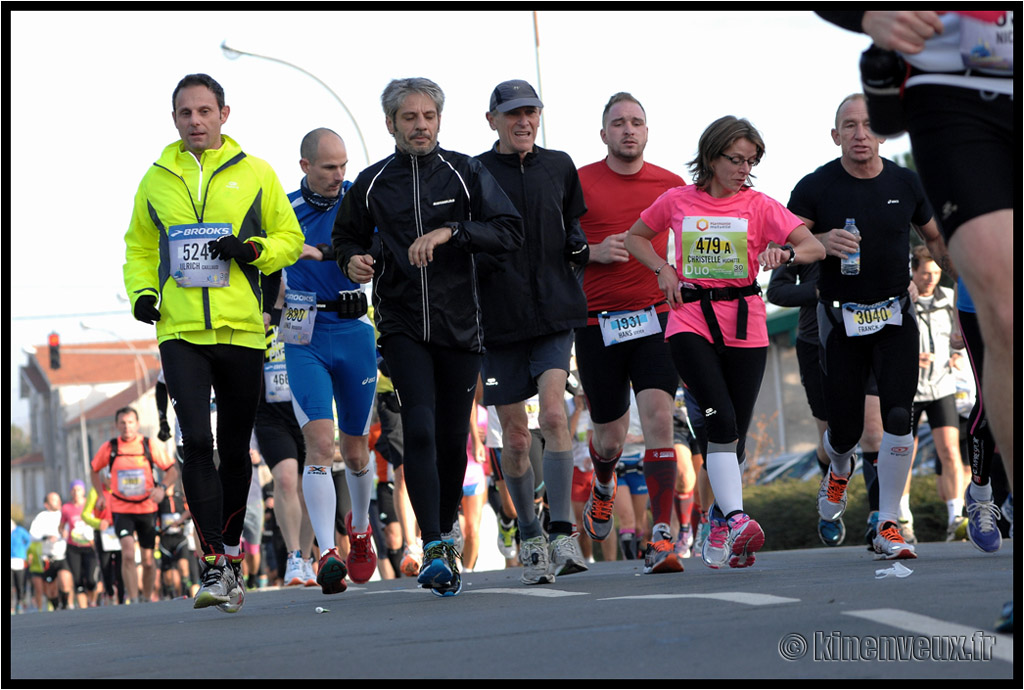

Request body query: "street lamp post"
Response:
[220, 41, 371, 167]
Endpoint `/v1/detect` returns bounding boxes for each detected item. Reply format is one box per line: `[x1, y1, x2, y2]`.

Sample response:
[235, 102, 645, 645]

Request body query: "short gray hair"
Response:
[381, 78, 445, 123]
[834, 93, 866, 129]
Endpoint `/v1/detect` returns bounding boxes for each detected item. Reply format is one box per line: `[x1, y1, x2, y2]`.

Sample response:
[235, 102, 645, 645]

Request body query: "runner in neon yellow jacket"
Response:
[124, 133, 302, 346]
[123, 74, 302, 614]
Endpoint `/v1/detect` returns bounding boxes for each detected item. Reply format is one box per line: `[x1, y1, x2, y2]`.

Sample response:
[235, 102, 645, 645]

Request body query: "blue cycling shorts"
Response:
[285, 318, 377, 437]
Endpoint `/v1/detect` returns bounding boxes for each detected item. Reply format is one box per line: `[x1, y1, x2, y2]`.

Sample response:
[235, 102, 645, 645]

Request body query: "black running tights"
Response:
[378, 334, 480, 545]
[159, 340, 263, 555]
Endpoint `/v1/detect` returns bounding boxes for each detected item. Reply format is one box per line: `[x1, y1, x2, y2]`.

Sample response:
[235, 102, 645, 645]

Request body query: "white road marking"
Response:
[598, 592, 800, 606]
[375, 587, 586, 597]
[468, 588, 588, 598]
[844, 608, 1013, 663]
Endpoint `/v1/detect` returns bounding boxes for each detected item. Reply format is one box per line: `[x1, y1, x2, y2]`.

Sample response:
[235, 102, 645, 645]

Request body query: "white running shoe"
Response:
[519, 536, 555, 585]
[549, 533, 588, 577]
[303, 558, 318, 587]
[284, 553, 306, 587]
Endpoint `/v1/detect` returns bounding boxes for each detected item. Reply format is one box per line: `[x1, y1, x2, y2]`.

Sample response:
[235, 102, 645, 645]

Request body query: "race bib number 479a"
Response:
[678, 216, 749, 280]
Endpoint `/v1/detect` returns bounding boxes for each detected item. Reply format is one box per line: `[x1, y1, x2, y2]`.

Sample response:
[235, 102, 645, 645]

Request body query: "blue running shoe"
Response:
[864, 510, 880, 548]
[817, 517, 846, 547]
[965, 484, 1002, 553]
[430, 540, 463, 598]
[418, 541, 453, 589]
[995, 601, 1013, 634]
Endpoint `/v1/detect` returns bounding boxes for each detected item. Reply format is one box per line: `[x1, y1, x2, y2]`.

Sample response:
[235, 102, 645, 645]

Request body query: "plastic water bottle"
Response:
[841, 218, 861, 276]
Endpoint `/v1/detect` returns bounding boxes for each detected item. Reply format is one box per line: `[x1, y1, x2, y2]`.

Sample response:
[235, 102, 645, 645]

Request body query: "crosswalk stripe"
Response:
[598, 592, 800, 606]
[844, 608, 1013, 663]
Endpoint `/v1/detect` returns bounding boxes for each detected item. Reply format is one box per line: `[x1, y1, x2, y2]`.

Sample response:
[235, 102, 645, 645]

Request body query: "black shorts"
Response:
[903, 84, 1014, 239]
[376, 391, 404, 469]
[672, 416, 694, 449]
[481, 331, 574, 407]
[376, 481, 397, 525]
[796, 337, 828, 422]
[912, 394, 959, 436]
[254, 417, 305, 471]
[574, 311, 678, 425]
[43, 558, 69, 583]
[113, 512, 159, 550]
[158, 533, 190, 570]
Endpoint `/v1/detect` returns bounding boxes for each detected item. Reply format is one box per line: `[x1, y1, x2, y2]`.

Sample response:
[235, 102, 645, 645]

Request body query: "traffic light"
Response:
[48, 332, 61, 370]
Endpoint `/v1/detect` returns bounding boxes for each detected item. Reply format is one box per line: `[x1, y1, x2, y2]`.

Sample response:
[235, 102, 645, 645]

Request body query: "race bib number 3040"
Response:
[678, 216, 749, 280]
[841, 298, 902, 337]
[168, 223, 232, 287]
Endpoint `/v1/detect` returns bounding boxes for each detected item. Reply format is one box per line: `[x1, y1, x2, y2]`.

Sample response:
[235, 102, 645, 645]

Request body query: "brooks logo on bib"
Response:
[679, 216, 748, 279]
[280, 289, 317, 345]
[168, 223, 232, 287]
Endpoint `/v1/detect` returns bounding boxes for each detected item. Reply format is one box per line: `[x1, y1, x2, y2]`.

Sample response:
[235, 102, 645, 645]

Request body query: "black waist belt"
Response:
[680, 282, 761, 351]
[316, 291, 368, 319]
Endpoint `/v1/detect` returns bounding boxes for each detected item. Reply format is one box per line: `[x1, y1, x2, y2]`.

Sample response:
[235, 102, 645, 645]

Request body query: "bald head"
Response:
[300, 128, 348, 198]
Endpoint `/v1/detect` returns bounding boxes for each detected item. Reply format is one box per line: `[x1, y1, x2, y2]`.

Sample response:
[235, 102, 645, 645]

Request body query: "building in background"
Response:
[14, 340, 170, 517]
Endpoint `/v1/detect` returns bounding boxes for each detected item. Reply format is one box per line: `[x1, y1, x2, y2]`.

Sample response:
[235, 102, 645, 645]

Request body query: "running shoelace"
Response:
[589, 491, 615, 521]
[826, 472, 849, 503]
[967, 499, 1002, 531]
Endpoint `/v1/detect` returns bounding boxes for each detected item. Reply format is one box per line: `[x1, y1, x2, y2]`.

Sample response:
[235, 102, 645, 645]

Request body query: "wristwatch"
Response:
[781, 244, 796, 265]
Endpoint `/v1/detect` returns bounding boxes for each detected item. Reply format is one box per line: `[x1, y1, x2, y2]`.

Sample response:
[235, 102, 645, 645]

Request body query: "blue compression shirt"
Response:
[285, 180, 362, 325]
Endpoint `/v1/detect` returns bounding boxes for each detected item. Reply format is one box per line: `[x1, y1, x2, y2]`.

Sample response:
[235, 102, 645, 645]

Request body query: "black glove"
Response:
[133, 295, 161, 324]
[157, 418, 172, 442]
[337, 290, 368, 319]
[315, 243, 336, 262]
[208, 235, 260, 263]
[565, 241, 590, 267]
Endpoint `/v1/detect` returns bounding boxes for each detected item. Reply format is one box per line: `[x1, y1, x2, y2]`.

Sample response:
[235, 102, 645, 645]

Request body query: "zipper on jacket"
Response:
[411, 154, 430, 342]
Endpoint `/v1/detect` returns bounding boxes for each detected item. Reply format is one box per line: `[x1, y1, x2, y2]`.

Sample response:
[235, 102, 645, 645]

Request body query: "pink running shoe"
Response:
[727, 513, 765, 569]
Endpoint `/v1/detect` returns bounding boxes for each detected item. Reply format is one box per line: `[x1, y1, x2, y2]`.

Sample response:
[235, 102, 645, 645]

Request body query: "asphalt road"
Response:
[9, 541, 1014, 680]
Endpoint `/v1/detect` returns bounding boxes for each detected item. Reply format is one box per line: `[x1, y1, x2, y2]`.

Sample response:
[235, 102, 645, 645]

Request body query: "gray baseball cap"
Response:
[489, 79, 544, 112]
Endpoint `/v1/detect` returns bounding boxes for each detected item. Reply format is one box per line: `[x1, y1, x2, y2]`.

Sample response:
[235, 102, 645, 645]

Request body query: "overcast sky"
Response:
[8, 9, 906, 427]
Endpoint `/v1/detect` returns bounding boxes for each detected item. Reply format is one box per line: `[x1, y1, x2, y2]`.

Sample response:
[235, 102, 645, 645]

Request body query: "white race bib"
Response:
[168, 223, 232, 288]
[280, 290, 317, 345]
[598, 306, 662, 346]
[117, 468, 148, 498]
[264, 361, 293, 403]
[960, 12, 1013, 74]
[841, 298, 903, 337]
[101, 526, 121, 551]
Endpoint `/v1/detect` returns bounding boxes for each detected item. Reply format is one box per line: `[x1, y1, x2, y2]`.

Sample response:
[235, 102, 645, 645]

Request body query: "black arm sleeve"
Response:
[155, 380, 169, 419]
[261, 270, 282, 312]
[815, 11, 866, 34]
[766, 264, 818, 308]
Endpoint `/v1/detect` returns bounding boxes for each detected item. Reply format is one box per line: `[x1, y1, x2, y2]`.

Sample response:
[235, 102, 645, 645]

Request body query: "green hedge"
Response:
[743, 474, 950, 551]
